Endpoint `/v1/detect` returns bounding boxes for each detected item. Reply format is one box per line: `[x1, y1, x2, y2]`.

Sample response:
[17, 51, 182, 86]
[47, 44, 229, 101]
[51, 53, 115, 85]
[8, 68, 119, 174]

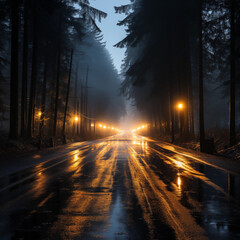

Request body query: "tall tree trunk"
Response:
[48, 62, 56, 136]
[183, 55, 190, 138]
[168, 36, 175, 142]
[80, 82, 84, 136]
[77, 100, 80, 135]
[199, 0, 205, 152]
[53, 46, 61, 137]
[188, 68, 195, 138]
[53, 14, 62, 137]
[73, 66, 78, 136]
[84, 67, 89, 134]
[27, 1, 38, 137]
[229, 0, 236, 147]
[9, 0, 19, 140]
[39, 59, 48, 140]
[62, 49, 73, 137]
[179, 28, 190, 138]
[184, 36, 194, 138]
[20, 0, 28, 137]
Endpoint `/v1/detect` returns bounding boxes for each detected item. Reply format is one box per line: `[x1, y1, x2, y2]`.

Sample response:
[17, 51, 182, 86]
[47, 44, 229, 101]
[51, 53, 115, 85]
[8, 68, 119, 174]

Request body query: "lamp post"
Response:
[91, 122, 95, 137]
[176, 102, 184, 137]
[177, 103, 184, 110]
[73, 116, 79, 136]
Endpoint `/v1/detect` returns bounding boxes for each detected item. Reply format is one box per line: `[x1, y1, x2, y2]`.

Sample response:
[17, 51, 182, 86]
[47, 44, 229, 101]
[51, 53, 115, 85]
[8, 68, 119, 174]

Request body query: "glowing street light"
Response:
[74, 116, 79, 122]
[177, 102, 184, 110]
[91, 123, 94, 127]
[38, 111, 42, 117]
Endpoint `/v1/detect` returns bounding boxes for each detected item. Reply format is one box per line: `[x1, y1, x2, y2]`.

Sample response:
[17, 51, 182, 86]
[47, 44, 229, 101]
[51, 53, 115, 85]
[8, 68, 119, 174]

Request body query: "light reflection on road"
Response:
[0, 133, 239, 240]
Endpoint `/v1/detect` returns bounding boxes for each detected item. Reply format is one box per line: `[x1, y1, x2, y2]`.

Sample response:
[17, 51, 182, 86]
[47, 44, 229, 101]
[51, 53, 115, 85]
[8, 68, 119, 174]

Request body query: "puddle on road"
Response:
[2, 136, 240, 240]
[81, 146, 150, 240]
[0, 142, 110, 240]
[131, 138, 240, 240]
[104, 191, 128, 239]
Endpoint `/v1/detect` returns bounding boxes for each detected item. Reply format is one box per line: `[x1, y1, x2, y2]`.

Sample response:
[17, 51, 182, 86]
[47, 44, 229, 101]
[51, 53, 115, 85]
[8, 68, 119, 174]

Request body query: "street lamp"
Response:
[177, 103, 184, 110]
[176, 102, 185, 138]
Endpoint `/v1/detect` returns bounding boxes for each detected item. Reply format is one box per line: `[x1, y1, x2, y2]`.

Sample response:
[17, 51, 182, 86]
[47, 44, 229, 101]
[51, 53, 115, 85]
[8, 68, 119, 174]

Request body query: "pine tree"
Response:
[9, 0, 19, 140]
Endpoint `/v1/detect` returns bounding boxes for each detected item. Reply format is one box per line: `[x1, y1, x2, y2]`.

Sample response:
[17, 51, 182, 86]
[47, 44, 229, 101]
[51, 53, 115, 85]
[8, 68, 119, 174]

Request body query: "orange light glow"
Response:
[99, 124, 103, 128]
[103, 126, 106, 129]
[75, 117, 79, 122]
[177, 175, 182, 189]
[177, 103, 184, 110]
[38, 112, 42, 117]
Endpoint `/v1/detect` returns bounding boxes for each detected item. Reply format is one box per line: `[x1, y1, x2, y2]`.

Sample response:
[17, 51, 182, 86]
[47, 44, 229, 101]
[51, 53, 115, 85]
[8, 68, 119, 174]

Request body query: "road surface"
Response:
[0, 133, 240, 240]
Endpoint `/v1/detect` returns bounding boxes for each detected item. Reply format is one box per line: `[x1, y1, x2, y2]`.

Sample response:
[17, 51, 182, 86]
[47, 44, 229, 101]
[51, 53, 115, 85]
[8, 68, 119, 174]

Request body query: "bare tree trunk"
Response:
[53, 13, 62, 137]
[80, 82, 84, 136]
[9, 0, 19, 140]
[20, 0, 28, 137]
[77, 100, 80, 135]
[39, 59, 48, 141]
[184, 36, 194, 138]
[27, 1, 38, 137]
[85, 67, 89, 134]
[199, 0, 205, 152]
[73, 66, 78, 136]
[53, 46, 61, 137]
[48, 63, 56, 136]
[229, 0, 236, 147]
[168, 36, 175, 142]
[62, 49, 73, 137]
[188, 67, 195, 138]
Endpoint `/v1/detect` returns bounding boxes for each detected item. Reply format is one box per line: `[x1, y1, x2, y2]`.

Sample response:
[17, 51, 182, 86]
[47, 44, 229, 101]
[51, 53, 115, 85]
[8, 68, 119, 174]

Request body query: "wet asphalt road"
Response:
[0, 133, 240, 240]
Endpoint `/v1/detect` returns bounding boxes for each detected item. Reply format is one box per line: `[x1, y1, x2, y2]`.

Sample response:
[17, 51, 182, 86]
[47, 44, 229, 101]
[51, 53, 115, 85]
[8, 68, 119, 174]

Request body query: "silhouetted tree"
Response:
[229, 0, 236, 146]
[199, 0, 205, 152]
[9, 0, 19, 140]
[20, 0, 29, 137]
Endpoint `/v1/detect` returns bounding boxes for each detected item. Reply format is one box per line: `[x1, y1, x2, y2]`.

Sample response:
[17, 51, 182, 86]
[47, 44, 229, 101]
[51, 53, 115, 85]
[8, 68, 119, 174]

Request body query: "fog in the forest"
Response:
[0, 0, 240, 148]
[73, 34, 126, 126]
[115, 0, 240, 140]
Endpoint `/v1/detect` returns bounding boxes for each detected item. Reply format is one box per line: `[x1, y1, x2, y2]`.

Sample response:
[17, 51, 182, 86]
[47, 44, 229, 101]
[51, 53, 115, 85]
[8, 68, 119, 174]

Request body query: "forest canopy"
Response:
[0, 0, 125, 141]
[115, 0, 240, 149]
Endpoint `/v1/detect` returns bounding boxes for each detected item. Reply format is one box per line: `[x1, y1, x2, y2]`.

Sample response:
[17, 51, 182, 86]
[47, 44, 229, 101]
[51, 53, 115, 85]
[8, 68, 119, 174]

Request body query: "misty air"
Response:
[0, 0, 240, 239]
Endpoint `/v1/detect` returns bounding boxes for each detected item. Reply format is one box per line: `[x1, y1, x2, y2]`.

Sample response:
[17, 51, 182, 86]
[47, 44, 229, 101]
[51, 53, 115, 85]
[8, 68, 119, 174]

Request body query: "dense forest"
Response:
[116, 0, 240, 152]
[0, 0, 125, 145]
[1, 0, 240, 153]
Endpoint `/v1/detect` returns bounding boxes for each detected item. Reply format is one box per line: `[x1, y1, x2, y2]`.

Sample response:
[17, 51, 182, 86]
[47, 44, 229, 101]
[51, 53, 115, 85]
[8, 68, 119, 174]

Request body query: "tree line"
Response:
[0, 0, 124, 143]
[116, 0, 240, 151]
